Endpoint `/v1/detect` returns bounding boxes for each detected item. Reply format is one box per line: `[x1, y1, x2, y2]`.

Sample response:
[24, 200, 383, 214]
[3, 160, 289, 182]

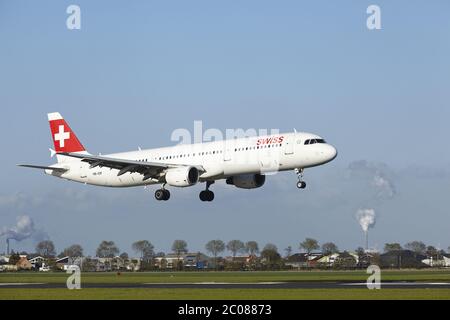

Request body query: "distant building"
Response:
[317, 252, 359, 268]
[16, 256, 32, 270]
[422, 255, 450, 268]
[184, 253, 210, 269]
[29, 256, 46, 269]
[444, 256, 450, 267]
[125, 259, 140, 271]
[224, 255, 257, 270]
[285, 253, 323, 268]
[1, 264, 18, 272]
[333, 252, 358, 269]
[380, 250, 427, 268]
[154, 253, 211, 270]
[94, 256, 127, 271]
[317, 253, 340, 267]
[285, 253, 307, 268]
[154, 254, 182, 269]
[224, 255, 256, 263]
[56, 256, 72, 270]
[0, 255, 9, 264]
[356, 252, 378, 268]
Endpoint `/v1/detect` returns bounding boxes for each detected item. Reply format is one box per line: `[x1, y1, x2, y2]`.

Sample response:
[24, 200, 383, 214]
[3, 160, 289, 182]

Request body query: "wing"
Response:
[59, 152, 204, 181]
[18, 164, 68, 173]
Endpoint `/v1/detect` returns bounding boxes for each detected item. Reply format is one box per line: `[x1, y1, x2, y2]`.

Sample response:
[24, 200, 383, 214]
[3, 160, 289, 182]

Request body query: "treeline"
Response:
[8, 238, 449, 262]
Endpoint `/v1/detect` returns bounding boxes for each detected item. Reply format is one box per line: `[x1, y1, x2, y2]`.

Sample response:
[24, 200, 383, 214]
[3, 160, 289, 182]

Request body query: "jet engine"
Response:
[165, 167, 199, 187]
[226, 174, 266, 189]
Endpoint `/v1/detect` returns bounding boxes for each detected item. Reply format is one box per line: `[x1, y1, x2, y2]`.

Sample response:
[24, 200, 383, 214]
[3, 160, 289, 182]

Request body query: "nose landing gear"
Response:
[200, 181, 215, 202]
[295, 168, 307, 189]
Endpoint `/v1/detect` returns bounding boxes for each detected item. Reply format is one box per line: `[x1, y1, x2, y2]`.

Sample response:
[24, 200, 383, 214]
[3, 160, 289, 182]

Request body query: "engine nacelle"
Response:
[226, 174, 266, 189]
[165, 167, 199, 187]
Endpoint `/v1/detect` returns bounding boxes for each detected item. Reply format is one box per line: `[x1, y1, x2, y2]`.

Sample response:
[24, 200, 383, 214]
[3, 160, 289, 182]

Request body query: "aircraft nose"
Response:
[324, 144, 338, 162]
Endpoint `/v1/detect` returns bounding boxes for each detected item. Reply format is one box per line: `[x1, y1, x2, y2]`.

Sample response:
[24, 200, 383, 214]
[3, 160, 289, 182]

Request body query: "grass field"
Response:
[2, 288, 450, 300]
[1, 270, 450, 300]
[2, 270, 450, 284]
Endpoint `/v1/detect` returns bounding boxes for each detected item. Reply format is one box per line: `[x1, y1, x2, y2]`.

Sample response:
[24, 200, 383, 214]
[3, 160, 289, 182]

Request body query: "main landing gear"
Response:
[199, 181, 215, 202]
[295, 168, 307, 189]
[154, 182, 215, 202]
[155, 185, 171, 201]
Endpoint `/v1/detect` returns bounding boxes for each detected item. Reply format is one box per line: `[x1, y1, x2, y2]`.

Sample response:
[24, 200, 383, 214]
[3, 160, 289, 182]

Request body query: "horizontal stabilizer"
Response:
[17, 164, 68, 172]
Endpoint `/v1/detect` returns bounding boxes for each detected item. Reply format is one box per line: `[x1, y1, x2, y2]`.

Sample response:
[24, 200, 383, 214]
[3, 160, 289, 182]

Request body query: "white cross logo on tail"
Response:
[54, 125, 70, 148]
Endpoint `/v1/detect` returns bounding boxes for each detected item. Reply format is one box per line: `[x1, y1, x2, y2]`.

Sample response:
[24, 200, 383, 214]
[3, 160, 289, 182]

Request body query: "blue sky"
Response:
[1, 1, 449, 256]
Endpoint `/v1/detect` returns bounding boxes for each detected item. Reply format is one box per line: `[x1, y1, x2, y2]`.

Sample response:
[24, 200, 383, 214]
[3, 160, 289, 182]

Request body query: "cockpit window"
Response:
[305, 139, 326, 145]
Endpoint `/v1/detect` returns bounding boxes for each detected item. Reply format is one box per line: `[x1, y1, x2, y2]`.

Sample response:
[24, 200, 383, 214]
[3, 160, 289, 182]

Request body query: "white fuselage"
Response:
[46, 132, 337, 188]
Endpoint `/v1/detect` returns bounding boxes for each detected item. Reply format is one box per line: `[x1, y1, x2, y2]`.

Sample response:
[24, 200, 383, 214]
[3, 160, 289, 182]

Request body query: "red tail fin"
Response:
[48, 112, 85, 153]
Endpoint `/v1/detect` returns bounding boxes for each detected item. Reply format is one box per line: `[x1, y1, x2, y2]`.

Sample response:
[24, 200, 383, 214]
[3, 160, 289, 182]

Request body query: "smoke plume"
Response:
[356, 208, 376, 233]
[348, 160, 396, 199]
[0, 215, 47, 242]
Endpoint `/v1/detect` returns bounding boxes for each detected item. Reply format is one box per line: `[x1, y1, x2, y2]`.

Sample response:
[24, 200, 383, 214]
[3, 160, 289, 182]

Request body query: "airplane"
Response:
[19, 112, 338, 202]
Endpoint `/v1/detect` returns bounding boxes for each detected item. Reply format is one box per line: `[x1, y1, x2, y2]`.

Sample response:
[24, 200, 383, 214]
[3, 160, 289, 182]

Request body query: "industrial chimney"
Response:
[6, 238, 10, 255]
[365, 231, 369, 251]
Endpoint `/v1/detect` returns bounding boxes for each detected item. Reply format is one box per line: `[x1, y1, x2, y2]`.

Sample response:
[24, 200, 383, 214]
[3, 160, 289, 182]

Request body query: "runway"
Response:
[1, 281, 450, 289]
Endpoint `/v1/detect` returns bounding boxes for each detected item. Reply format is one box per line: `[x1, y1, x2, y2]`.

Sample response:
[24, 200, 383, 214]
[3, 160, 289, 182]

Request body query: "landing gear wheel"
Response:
[155, 189, 170, 201]
[155, 189, 165, 201]
[163, 189, 170, 201]
[200, 181, 215, 202]
[297, 181, 307, 189]
[295, 168, 306, 190]
[200, 190, 214, 202]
